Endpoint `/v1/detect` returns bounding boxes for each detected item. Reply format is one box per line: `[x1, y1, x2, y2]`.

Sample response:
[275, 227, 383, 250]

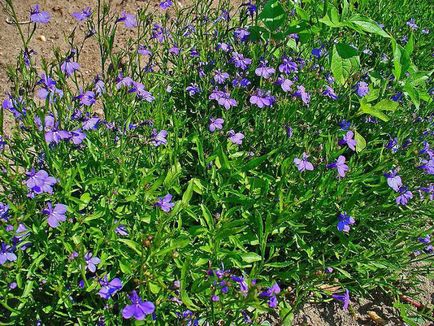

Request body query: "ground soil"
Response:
[0, 1, 432, 325]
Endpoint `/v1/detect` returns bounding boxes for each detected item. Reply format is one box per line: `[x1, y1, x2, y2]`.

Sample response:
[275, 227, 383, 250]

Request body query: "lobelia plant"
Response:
[0, 0, 433, 324]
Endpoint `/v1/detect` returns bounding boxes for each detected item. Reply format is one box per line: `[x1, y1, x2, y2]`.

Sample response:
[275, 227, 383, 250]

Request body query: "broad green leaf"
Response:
[348, 15, 390, 38]
[331, 44, 360, 85]
[319, 5, 343, 27]
[392, 39, 411, 81]
[373, 99, 399, 111]
[354, 131, 367, 153]
[258, 0, 286, 31]
[241, 252, 262, 263]
[180, 258, 199, 309]
[118, 239, 142, 256]
[359, 100, 390, 122]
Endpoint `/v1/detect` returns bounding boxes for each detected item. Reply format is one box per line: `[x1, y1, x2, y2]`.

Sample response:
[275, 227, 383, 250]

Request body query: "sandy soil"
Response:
[0, 1, 432, 325]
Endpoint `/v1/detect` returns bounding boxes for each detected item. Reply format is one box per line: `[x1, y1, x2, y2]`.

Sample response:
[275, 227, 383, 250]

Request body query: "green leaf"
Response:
[404, 33, 414, 55]
[331, 44, 360, 85]
[180, 258, 198, 309]
[392, 39, 411, 81]
[258, 0, 286, 31]
[354, 131, 367, 153]
[119, 259, 133, 274]
[358, 98, 398, 122]
[373, 99, 399, 112]
[348, 15, 390, 38]
[181, 179, 195, 206]
[241, 252, 262, 263]
[118, 239, 142, 256]
[319, 5, 343, 27]
[240, 148, 278, 172]
[79, 193, 91, 210]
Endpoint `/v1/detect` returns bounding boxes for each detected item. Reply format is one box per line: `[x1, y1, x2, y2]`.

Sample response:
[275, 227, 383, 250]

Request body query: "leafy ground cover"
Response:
[0, 0, 433, 324]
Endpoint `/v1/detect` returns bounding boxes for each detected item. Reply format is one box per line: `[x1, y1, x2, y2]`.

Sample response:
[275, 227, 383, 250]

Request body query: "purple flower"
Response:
[151, 129, 168, 147]
[396, 186, 413, 206]
[234, 28, 250, 42]
[337, 212, 355, 232]
[159, 0, 173, 9]
[213, 70, 230, 84]
[277, 77, 293, 92]
[286, 125, 293, 138]
[384, 170, 402, 192]
[118, 12, 137, 28]
[37, 74, 63, 101]
[71, 129, 86, 145]
[138, 45, 152, 56]
[279, 57, 298, 74]
[94, 77, 105, 95]
[327, 155, 349, 178]
[186, 84, 200, 96]
[211, 295, 220, 302]
[3, 95, 26, 119]
[130, 82, 155, 102]
[332, 289, 350, 310]
[419, 158, 434, 175]
[78, 90, 96, 106]
[406, 18, 418, 30]
[155, 194, 175, 212]
[268, 295, 278, 308]
[255, 61, 275, 79]
[116, 76, 134, 89]
[115, 225, 129, 236]
[209, 90, 237, 110]
[231, 276, 249, 294]
[250, 89, 276, 108]
[0, 243, 17, 265]
[42, 203, 67, 228]
[84, 252, 101, 273]
[325, 267, 334, 273]
[30, 5, 50, 24]
[69, 252, 79, 260]
[232, 75, 251, 88]
[386, 137, 399, 153]
[294, 85, 311, 105]
[231, 52, 252, 70]
[260, 283, 281, 297]
[228, 130, 244, 145]
[293, 152, 314, 172]
[26, 169, 57, 195]
[209, 117, 224, 132]
[122, 291, 155, 320]
[82, 117, 100, 130]
[98, 276, 123, 299]
[0, 135, 6, 151]
[322, 86, 338, 100]
[169, 46, 180, 55]
[259, 283, 280, 308]
[72, 7, 92, 22]
[356, 81, 369, 97]
[339, 120, 351, 130]
[418, 235, 431, 245]
[311, 45, 324, 58]
[43, 116, 71, 144]
[61, 60, 80, 77]
[151, 24, 165, 42]
[0, 202, 9, 222]
[217, 42, 232, 52]
[339, 131, 357, 151]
